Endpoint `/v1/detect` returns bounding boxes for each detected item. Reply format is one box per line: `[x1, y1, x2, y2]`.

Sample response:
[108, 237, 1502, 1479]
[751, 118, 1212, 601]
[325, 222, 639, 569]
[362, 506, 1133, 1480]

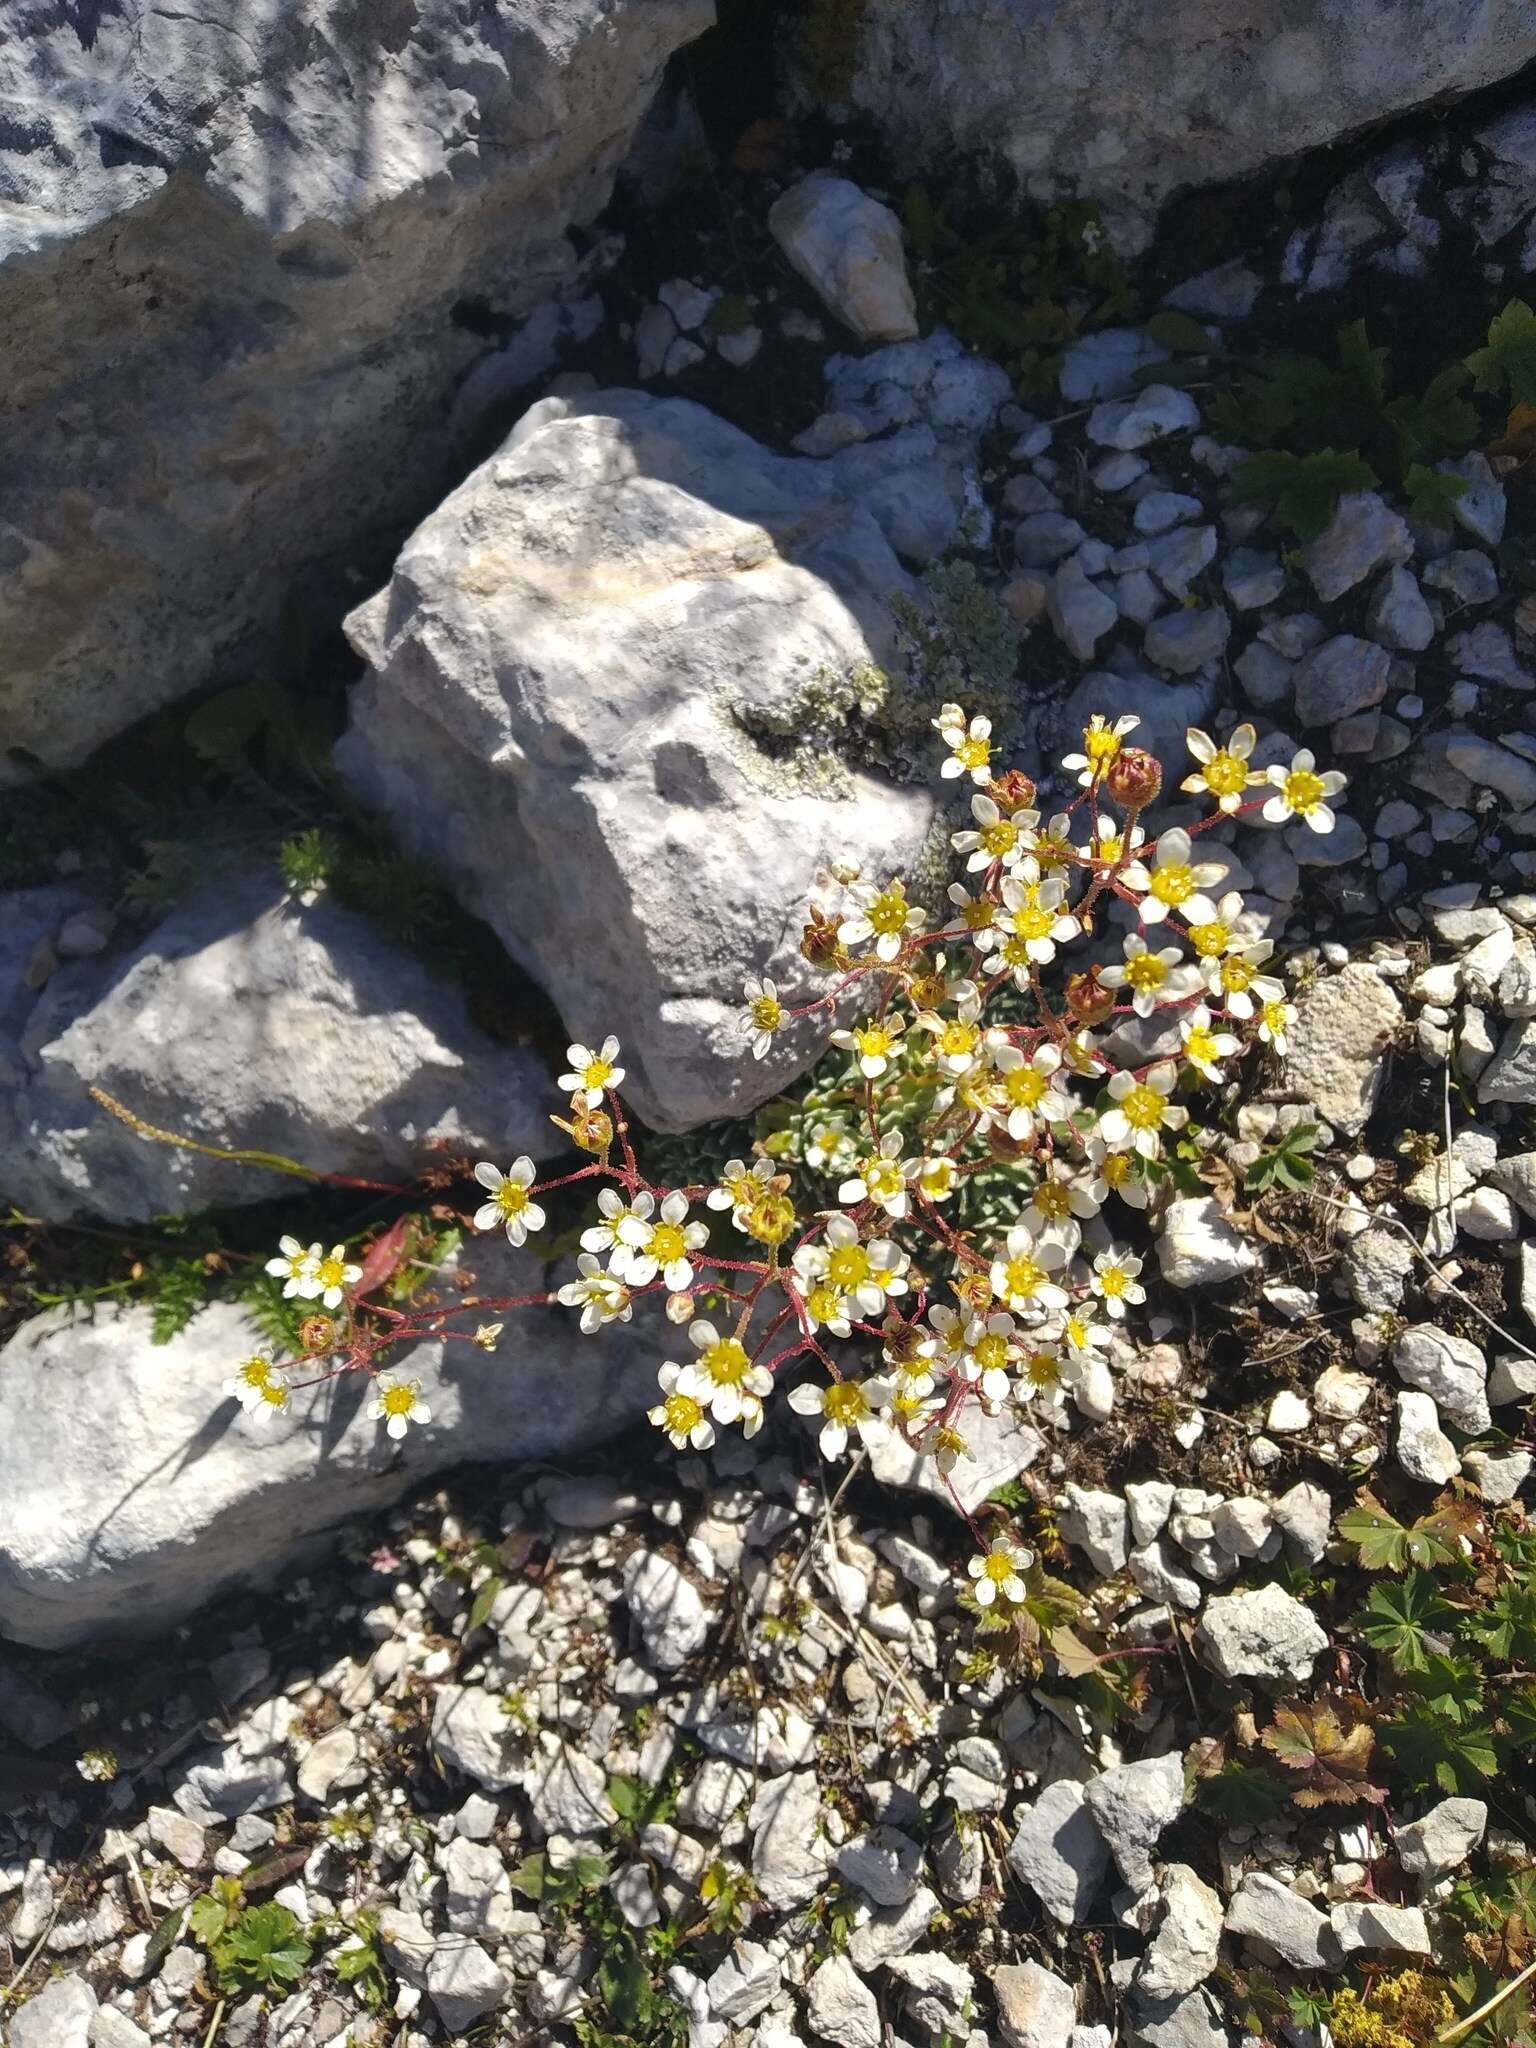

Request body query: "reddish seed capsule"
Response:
[986, 768, 1038, 816]
[1065, 967, 1116, 1025]
[1105, 747, 1162, 810]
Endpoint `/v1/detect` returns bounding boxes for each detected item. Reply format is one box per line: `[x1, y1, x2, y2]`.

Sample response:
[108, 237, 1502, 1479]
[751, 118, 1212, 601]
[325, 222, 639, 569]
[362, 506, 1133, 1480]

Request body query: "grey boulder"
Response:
[5, 874, 556, 1221]
[1, 0, 711, 780]
[0, 1240, 653, 1648]
[338, 388, 937, 1129]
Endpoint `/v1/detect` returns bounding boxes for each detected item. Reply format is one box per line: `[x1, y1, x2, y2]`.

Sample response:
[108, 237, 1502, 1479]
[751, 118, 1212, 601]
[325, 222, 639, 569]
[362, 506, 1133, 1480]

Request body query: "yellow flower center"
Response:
[1011, 893, 1056, 940]
[1034, 1182, 1073, 1224]
[1035, 832, 1071, 871]
[1098, 1264, 1130, 1298]
[1185, 1025, 1220, 1065]
[1188, 919, 1231, 958]
[237, 1358, 271, 1390]
[317, 1256, 347, 1291]
[1005, 1065, 1047, 1109]
[957, 734, 991, 770]
[1121, 1083, 1167, 1131]
[999, 933, 1033, 970]
[826, 1243, 871, 1290]
[1221, 957, 1255, 993]
[1201, 750, 1249, 797]
[983, 1549, 1018, 1584]
[701, 1337, 751, 1386]
[1003, 1254, 1047, 1300]
[1083, 724, 1122, 768]
[663, 1392, 704, 1435]
[1126, 952, 1167, 992]
[807, 1283, 845, 1323]
[1100, 1153, 1131, 1187]
[495, 1180, 530, 1218]
[864, 1161, 904, 1202]
[1283, 767, 1326, 812]
[745, 1192, 795, 1244]
[980, 818, 1017, 857]
[854, 1025, 895, 1061]
[920, 1159, 956, 1196]
[866, 889, 910, 937]
[1026, 1349, 1062, 1386]
[961, 899, 994, 931]
[973, 1333, 1010, 1374]
[381, 1384, 417, 1418]
[823, 1382, 869, 1425]
[582, 1056, 614, 1092]
[1150, 862, 1196, 906]
[1262, 1000, 1289, 1034]
[939, 1020, 979, 1058]
[257, 1381, 290, 1410]
[750, 995, 783, 1032]
[1097, 832, 1124, 863]
[649, 1222, 688, 1265]
[1062, 1312, 1093, 1347]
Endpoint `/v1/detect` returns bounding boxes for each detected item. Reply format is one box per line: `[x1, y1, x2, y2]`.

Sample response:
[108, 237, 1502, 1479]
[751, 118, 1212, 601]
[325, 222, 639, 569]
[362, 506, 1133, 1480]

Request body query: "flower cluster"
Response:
[224, 711, 1344, 1595]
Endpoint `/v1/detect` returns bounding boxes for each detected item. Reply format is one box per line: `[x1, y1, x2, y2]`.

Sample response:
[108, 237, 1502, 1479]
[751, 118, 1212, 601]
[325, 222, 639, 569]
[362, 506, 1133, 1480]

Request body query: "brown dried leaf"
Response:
[1259, 1701, 1385, 1808]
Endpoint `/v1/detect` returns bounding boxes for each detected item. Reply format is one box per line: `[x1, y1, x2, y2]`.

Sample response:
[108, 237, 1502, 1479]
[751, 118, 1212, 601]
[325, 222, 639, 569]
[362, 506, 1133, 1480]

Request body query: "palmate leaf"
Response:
[1399, 1653, 1487, 1726]
[1232, 448, 1379, 541]
[1405, 465, 1471, 529]
[1467, 299, 1536, 405]
[1336, 1490, 1474, 1571]
[1336, 1491, 1413, 1570]
[1465, 1580, 1536, 1665]
[1379, 1705, 1500, 1797]
[1355, 1572, 1456, 1672]
[1259, 1701, 1385, 1807]
[1388, 363, 1481, 468]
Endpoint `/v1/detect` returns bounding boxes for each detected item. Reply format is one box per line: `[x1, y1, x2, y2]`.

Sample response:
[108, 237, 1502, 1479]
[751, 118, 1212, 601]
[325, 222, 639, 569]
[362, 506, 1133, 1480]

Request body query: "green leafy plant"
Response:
[1243, 1120, 1321, 1193]
[332, 1911, 390, 2010]
[1232, 450, 1378, 542]
[1355, 1571, 1457, 1673]
[189, 1882, 315, 1995]
[278, 827, 341, 894]
[1467, 299, 1536, 405]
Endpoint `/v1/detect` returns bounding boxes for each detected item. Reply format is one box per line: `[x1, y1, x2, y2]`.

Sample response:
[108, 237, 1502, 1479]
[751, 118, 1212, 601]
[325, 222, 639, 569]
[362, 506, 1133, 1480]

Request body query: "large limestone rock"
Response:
[3, 875, 557, 1220]
[0, 0, 712, 781]
[0, 1241, 651, 1649]
[337, 389, 939, 1130]
[825, 1, 1536, 249]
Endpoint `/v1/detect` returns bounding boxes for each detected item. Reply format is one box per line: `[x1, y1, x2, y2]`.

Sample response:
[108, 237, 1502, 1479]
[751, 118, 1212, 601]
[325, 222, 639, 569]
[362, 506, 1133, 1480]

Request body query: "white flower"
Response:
[1023, 1163, 1099, 1247]
[991, 1043, 1073, 1140]
[679, 1320, 774, 1426]
[706, 1157, 773, 1220]
[786, 1374, 895, 1459]
[1084, 812, 1145, 868]
[945, 882, 1002, 951]
[473, 1157, 546, 1246]
[1100, 934, 1201, 1019]
[917, 1416, 975, 1474]
[1182, 723, 1262, 812]
[1263, 749, 1347, 832]
[265, 1234, 319, 1299]
[556, 1253, 634, 1333]
[804, 1122, 858, 1174]
[952, 793, 1029, 871]
[966, 1535, 1033, 1606]
[1084, 1135, 1151, 1210]
[793, 1270, 853, 1338]
[1257, 996, 1298, 1055]
[558, 1034, 625, 1108]
[617, 1190, 708, 1291]
[369, 1375, 432, 1440]
[838, 1131, 910, 1218]
[913, 1154, 959, 1204]
[935, 704, 995, 783]
[990, 873, 1079, 968]
[1180, 1005, 1242, 1082]
[1090, 1247, 1146, 1319]
[742, 976, 785, 1061]
[959, 1312, 1023, 1403]
[309, 1243, 362, 1310]
[224, 1355, 289, 1417]
[989, 1225, 1070, 1315]
[649, 1361, 716, 1450]
[1061, 712, 1139, 788]
[1097, 1061, 1188, 1158]
[1051, 1305, 1111, 1359]
[1119, 828, 1227, 926]
[838, 877, 926, 963]
[831, 1013, 906, 1079]
[580, 1187, 652, 1261]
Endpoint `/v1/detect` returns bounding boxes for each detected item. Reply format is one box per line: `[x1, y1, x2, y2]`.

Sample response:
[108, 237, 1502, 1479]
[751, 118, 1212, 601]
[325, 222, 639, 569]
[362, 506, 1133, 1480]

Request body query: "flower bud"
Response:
[800, 908, 847, 971]
[743, 1190, 796, 1245]
[564, 1106, 614, 1154]
[1064, 967, 1115, 1026]
[299, 1314, 336, 1353]
[908, 969, 949, 1011]
[1105, 747, 1162, 810]
[665, 1291, 696, 1325]
[986, 768, 1038, 816]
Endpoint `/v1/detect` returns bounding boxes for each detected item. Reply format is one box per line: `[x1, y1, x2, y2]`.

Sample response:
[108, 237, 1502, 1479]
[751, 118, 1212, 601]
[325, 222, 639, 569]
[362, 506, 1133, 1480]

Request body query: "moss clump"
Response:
[799, 0, 869, 103]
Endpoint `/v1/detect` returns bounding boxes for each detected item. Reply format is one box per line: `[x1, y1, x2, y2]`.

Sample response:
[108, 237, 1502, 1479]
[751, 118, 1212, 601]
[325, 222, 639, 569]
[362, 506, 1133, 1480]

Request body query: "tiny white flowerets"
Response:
[224, 1355, 289, 1417]
[580, 1188, 653, 1262]
[787, 1374, 895, 1458]
[831, 1012, 906, 1080]
[675, 1320, 773, 1430]
[990, 1225, 1071, 1315]
[1182, 723, 1262, 812]
[1120, 827, 1226, 926]
[1264, 749, 1346, 831]
[1062, 711, 1139, 788]
[1180, 1005, 1242, 1082]
[473, 1157, 546, 1247]
[1100, 934, 1200, 1018]
[990, 872, 1079, 968]
[1098, 1060, 1188, 1158]
[742, 976, 784, 1060]
[707, 1156, 774, 1224]
[838, 876, 926, 962]
[618, 1190, 708, 1291]
[967, 1536, 1034, 1606]
[838, 1131, 910, 1217]
[649, 1361, 716, 1450]
[1090, 1247, 1146, 1318]
[557, 1254, 633, 1333]
[934, 702, 994, 783]
[266, 1235, 318, 1298]
[952, 793, 1030, 871]
[369, 1375, 431, 1439]
[558, 1035, 624, 1108]
[991, 1043, 1073, 1140]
